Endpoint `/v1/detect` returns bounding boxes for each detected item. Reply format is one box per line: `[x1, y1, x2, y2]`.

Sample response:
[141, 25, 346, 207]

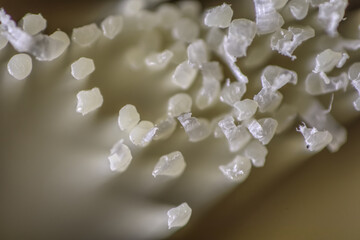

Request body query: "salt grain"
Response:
[118, 104, 140, 131]
[152, 151, 186, 178]
[71, 57, 95, 80]
[129, 121, 155, 147]
[248, 118, 278, 145]
[204, 3, 233, 28]
[187, 39, 209, 68]
[244, 140, 268, 167]
[7, 53, 32, 80]
[108, 140, 132, 172]
[219, 155, 252, 182]
[168, 93, 192, 117]
[145, 50, 173, 71]
[233, 99, 258, 121]
[101, 15, 123, 39]
[297, 123, 333, 152]
[177, 113, 210, 142]
[220, 80, 247, 106]
[20, 13, 46, 35]
[76, 87, 103, 115]
[167, 203, 192, 229]
[172, 61, 198, 89]
[72, 23, 101, 47]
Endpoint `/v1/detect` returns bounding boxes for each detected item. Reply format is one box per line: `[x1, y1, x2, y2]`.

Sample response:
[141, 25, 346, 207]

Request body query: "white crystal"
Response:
[353, 97, 360, 111]
[177, 113, 211, 142]
[145, 50, 173, 71]
[196, 78, 220, 110]
[348, 62, 360, 81]
[49, 30, 70, 59]
[122, 0, 145, 16]
[108, 140, 132, 172]
[220, 80, 247, 106]
[253, 88, 283, 113]
[244, 140, 268, 167]
[76, 87, 103, 115]
[168, 93, 192, 117]
[129, 121, 154, 147]
[248, 118, 278, 145]
[204, 3, 233, 28]
[261, 65, 297, 90]
[20, 13, 46, 35]
[187, 39, 209, 68]
[118, 104, 140, 131]
[167, 203, 192, 229]
[153, 116, 177, 140]
[206, 27, 225, 51]
[71, 57, 95, 80]
[288, 0, 310, 20]
[271, 26, 314, 60]
[7, 53, 32, 80]
[219, 155, 252, 182]
[233, 99, 258, 121]
[297, 124, 333, 152]
[314, 49, 348, 74]
[152, 151, 186, 178]
[273, 104, 297, 134]
[253, 0, 284, 35]
[200, 61, 224, 82]
[101, 15, 123, 39]
[318, 0, 347, 36]
[172, 61, 198, 89]
[218, 116, 252, 152]
[172, 18, 199, 43]
[72, 23, 101, 47]
[305, 72, 348, 95]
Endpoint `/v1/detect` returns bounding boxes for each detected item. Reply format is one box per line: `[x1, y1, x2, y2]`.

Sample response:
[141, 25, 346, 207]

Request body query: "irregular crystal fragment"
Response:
[224, 19, 256, 58]
[353, 97, 360, 111]
[271, 26, 314, 60]
[219, 155, 252, 182]
[273, 104, 297, 134]
[129, 121, 154, 147]
[152, 151, 186, 178]
[218, 116, 252, 152]
[200, 61, 224, 82]
[253, 88, 283, 113]
[233, 99, 258, 121]
[167, 203, 192, 229]
[145, 50, 173, 71]
[101, 15, 123, 39]
[297, 124, 333, 152]
[172, 18, 199, 43]
[108, 140, 132, 172]
[187, 39, 209, 68]
[288, 0, 310, 20]
[7, 53, 32, 80]
[172, 61, 198, 89]
[71, 57, 95, 80]
[261, 65, 298, 90]
[168, 93, 192, 117]
[206, 27, 225, 51]
[20, 13, 46, 35]
[244, 140, 268, 167]
[220, 80, 247, 106]
[0, 31, 8, 50]
[49, 30, 70, 59]
[305, 72, 348, 95]
[76, 87, 103, 115]
[247, 118, 278, 145]
[118, 104, 140, 131]
[72, 23, 101, 47]
[273, 0, 288, 9]
[204, 3, 233, 28]
[313, 49, 348, 75]
[318, 0, 347, 36]
[253, 0, 284, 35]
[348, 62, 360, 81]
[196, 78, 220, 110]
[153, 116, 177, 140]
[177, 113, 211, 142]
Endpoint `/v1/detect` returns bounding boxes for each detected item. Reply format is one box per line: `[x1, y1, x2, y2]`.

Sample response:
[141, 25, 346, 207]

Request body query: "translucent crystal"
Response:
[0, 31, 8, 50]
[196, 78, 220, 110]
[145, 50, 173, 71]
[220, 80, 247, 106]
[273, 0, 288, 9]
[204, 3, 233, 28]
[317, 0, 347, 36]
[118, 104, 140, 131]
[253, 0, 284, 35]
[101, 15, 123, 39]
[152, 151, 186, 178]
[273, 104, 297, 134]
[167, 203, 192, 229]
[71, 57, 95, 80]
[168, 93, 192, 117]
[353, 97, 360, 111]
[20, 13, 46, 35]
[153, 116, 177, 140]
[253, 88, 283, 113]
[206, 27, 225, 51]
[233, 99, 258, 121]
[224, 19, 256, 58]
[218, 116, 252, 152]
[348, 62, 360, 81]
[297, 124, 333, 152]
[129, 121, 154, 147]
[108, 140, 132, 172]
[7, 53, 32, 80]
[72, 23, 101, 47]
[314, 49, 348, 74]
[219, 155, 252, 182]
[172, 18, 199, 43]
[288, 0, 310, 20]
[200, 61, 224, 82]
[305, 72, 348, 95]
[248, 118, 278, 145]
[271, 26, 314, 60]
[187, 39, 209, 68]
[177, 113, 211, 142]
[244, 140, 268, 167]
[76, 87, 103, 115]
[261, 65, 298, 90]
[49, 30, 70, 59]
[169, 41, 187, 64]
[172, 61, 198, 89]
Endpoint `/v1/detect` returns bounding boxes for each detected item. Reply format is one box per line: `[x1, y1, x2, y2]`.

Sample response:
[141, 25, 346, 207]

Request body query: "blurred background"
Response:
[1, 0, 360, 239]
